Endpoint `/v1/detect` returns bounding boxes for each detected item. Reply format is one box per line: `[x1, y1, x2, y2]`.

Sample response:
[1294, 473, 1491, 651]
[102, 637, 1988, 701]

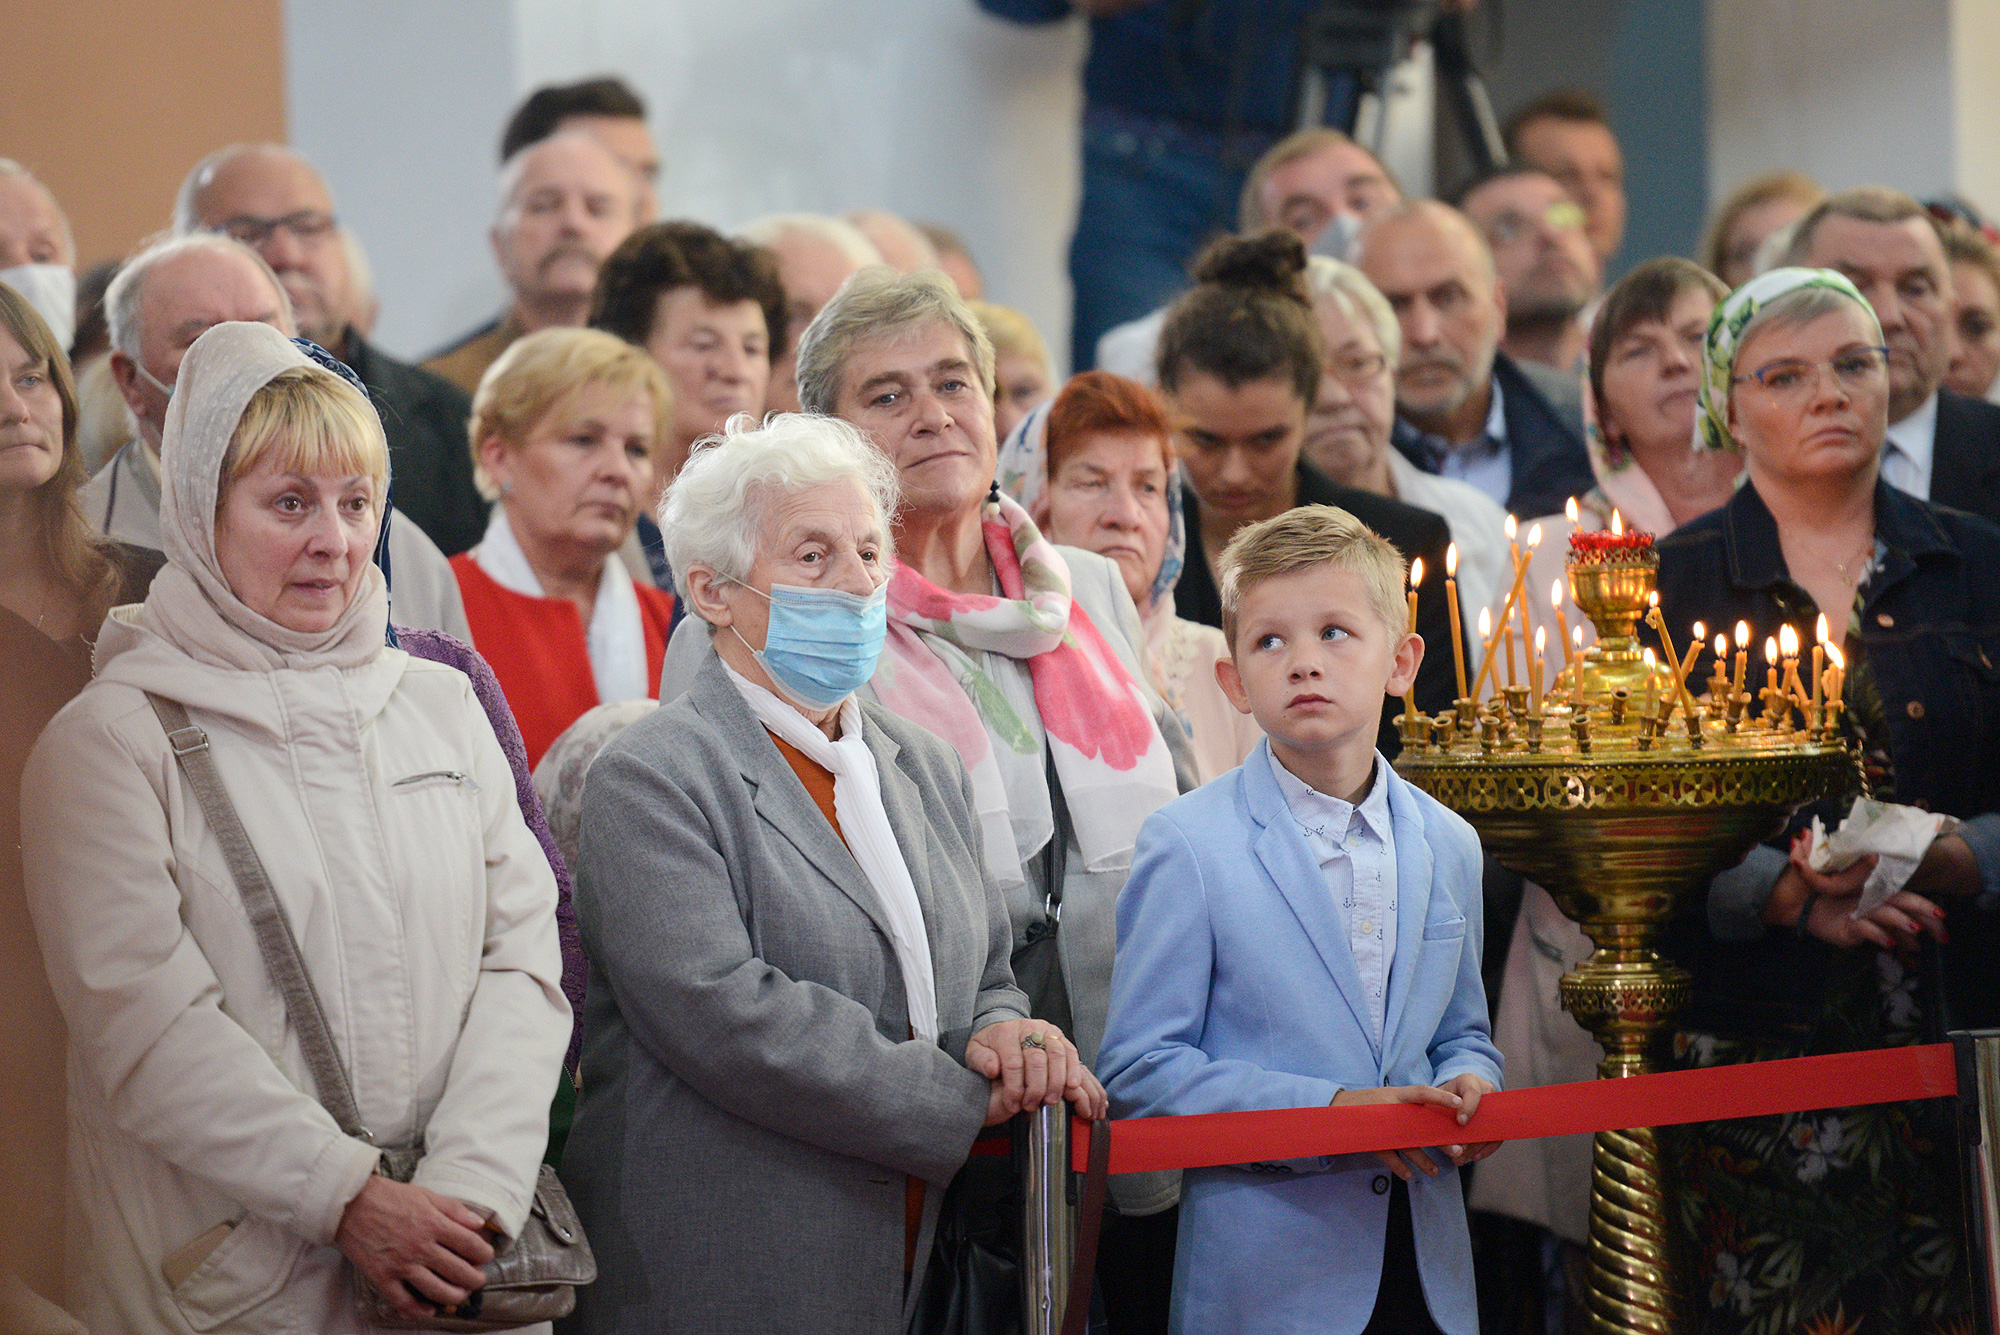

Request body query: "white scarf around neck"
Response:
[475, 504, 649, 704]
[725, 664, 939, 1042]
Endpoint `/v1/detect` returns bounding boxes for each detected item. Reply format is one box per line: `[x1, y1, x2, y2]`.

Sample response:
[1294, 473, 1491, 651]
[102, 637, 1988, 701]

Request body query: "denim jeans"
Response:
[1067, 105, 1275, 373]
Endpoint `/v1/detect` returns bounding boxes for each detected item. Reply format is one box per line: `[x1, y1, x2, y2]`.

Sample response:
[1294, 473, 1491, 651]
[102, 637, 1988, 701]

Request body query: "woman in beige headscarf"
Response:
[20, 321, 569, 1333]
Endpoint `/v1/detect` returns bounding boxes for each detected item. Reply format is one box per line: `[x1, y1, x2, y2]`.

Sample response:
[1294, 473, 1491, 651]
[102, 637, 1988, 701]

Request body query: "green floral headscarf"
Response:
[1696, 266, 1878, 452]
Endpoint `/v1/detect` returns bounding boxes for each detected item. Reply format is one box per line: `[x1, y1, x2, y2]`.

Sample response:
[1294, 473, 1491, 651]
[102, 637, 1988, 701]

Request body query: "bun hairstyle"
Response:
[1156, 229, 1325, 407]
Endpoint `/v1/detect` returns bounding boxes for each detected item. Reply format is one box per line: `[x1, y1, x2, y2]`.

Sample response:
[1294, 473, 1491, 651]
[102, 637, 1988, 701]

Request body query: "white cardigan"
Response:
[20, 607, 569, 1335]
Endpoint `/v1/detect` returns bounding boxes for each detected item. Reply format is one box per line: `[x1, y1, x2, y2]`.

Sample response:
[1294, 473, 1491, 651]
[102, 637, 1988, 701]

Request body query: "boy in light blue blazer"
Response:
[1098, 505, 1504, 1335]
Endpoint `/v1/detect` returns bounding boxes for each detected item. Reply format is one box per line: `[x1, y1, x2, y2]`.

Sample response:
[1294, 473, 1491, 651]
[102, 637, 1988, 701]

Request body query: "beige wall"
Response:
[0, 0, 286, 266]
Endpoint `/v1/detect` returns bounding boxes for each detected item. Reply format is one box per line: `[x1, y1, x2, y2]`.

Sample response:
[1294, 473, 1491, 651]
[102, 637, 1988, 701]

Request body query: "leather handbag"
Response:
[149, 695, 595, 1330]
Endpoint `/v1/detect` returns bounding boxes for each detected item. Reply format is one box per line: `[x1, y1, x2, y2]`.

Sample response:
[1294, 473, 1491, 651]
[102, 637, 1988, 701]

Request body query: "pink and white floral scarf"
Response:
[874, 493, 1178, 889]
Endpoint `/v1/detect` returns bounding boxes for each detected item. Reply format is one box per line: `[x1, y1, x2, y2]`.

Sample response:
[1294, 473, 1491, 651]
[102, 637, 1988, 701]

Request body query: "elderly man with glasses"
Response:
[174, 144, 489, 555]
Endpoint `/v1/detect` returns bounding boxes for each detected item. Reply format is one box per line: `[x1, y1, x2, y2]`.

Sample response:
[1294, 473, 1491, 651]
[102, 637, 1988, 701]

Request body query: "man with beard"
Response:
[425, 133, 640, 400]
[1354, 201, 1592, 522]
[1457, 167, 1601, 374]
[1784, 186, 2000, 526]
[175, 144, 489, 555]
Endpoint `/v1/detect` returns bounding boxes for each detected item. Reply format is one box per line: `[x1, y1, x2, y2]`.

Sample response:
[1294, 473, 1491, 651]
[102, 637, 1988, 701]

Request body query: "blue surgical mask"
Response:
[731, 579, 889, 709]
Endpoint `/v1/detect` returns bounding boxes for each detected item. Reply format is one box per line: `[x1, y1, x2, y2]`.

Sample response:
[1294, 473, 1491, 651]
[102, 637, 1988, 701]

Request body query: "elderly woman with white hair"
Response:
[1302, 255, 1511, 629]
[561, 412, 1104, 1335]
[20, 321, 570, 1332]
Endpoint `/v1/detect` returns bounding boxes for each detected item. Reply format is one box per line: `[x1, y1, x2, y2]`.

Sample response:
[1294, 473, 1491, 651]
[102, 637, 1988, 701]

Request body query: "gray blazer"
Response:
[560, 652, 1029, 1334]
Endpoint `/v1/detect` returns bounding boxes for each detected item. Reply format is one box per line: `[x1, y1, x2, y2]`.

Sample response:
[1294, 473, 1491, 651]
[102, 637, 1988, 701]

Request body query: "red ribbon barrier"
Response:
[1064, 1043, 1958, 1175]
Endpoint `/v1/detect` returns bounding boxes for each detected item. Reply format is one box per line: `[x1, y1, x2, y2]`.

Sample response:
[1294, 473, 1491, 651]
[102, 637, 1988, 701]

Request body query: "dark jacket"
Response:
[1393, 351, 1594, 523]
[1931, 386, 2000, 528]
[1176, 460, 1464, 755]
[1655, 478, 2000, 1034]
[346, 334, 488, 556]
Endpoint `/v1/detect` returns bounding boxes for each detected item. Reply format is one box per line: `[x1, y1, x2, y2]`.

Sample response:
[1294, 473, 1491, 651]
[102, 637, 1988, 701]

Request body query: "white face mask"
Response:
[0, 263, 75, 348]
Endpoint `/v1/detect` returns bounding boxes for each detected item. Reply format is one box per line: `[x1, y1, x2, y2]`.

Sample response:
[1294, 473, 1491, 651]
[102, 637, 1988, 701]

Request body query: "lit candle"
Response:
[1403, 558, 1423, 722]
[1708, 633, 1730, 701]
[1611, 507, 1624, 537]
[1826, 642, 1847, 715]
[1503, 618, 1519, 689]
[1811, 613, 1827, 720]
[1642, 647, 1658, 719]
[1551, 579, 1573, 665]
[1444, 544, 1469, 701]
[1569, 626, 1584, 706]
[1764, 635, 1781, 723]
[1565, 495, 1580, 526]
[1532, 626, 1546, 713]
[1643, 597, 1698, 720]
[1478, 604, 1493, 698]
[1779, 624, 1805, 709]
[1732, 620, 1750, 700]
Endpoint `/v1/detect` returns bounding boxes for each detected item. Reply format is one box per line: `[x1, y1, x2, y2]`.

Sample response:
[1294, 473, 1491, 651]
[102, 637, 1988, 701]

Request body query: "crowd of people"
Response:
[2, 50, 1998, 1335]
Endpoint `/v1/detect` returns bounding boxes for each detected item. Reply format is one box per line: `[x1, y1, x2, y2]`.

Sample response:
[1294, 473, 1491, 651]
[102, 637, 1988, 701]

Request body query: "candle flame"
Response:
[1610, 508, 1624, 535]
[1409, 556, 1423, 587]
[1550, 578, 1563, 610]
[1827, 642, 1846, 670]
[1573, 625, 1584, 648]
[1648, 590, 1659, 607]
[1527, 521, 1543, 548]
[1779, 624, 1800, 656]
[1714, 633, 1727, 658]
[1643, 647, 1656, 667]
[1504, 513, 1518, 540]
[1445, 542, 1458, 577]
[1765, 636, 1779, 662]
[1535, 626, 1546, 651]
[1565, 495, 1579, 523]
[1692, 620, 1705, 642]
[1478, 606, 1492, 638]
[1815, 612, 1829, 644]
[1735, 620, 1750, 648]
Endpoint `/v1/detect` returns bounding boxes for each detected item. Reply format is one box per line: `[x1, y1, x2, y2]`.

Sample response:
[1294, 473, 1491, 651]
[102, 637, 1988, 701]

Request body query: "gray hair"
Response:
[1733, 284, 1884, 376]
[0, 159, 76, 264]
[738, 213, 883, 270]
[172, 143, 330, 238]
[106, 233, 293, 363]
[661, 412, 901, 617]
[495, 131, 631, 227]
[1305, 255, 1401, 364]
[795, 268, 996, 417]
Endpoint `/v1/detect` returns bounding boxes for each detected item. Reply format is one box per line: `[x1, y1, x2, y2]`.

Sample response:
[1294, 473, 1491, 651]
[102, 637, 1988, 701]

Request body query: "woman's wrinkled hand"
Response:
[334, 1175, 494, 1321]
[967, 1019, 1108, 1124]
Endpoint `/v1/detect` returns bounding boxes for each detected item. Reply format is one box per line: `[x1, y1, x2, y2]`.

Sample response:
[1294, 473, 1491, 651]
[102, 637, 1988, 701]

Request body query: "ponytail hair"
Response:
[1155, 229, 1324, 407]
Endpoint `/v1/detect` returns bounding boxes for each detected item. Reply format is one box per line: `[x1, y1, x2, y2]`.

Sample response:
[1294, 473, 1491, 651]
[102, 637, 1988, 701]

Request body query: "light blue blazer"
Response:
[1098, 741, 1503, 1335]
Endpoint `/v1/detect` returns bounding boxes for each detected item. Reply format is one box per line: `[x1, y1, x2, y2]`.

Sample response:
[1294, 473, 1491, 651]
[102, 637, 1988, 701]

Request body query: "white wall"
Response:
[285, 0, 1087, 366]
[1706, 0, 1959, 206]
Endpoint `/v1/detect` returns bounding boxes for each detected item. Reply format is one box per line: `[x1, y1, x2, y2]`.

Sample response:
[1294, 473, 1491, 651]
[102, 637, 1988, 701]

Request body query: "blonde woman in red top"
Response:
[452, 327, 676, 765]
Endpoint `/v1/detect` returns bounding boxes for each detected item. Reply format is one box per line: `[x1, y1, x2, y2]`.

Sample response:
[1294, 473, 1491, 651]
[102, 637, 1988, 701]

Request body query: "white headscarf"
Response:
[139, 321, 389, 673]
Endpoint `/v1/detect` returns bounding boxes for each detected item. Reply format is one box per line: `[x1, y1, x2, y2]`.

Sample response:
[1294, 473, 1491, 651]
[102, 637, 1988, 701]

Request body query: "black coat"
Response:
[346, 335, 488, 557]
[1391, 351, 1594, 524]
[1176, 460, 1464, 757]
[1930, 386, 2000, 528]
[1655, 478, 2000, 1033]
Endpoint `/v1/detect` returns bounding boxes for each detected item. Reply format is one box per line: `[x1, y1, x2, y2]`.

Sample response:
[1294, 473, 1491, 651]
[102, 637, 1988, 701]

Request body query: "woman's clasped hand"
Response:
[965, 1018, 1108, 1123]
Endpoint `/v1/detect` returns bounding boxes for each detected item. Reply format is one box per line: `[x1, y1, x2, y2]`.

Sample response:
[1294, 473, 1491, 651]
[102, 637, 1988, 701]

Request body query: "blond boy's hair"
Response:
[1218, 505, 1407, 652]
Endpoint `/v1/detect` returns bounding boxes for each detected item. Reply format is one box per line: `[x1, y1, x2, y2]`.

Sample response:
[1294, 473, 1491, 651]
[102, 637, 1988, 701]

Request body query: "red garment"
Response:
[451, 554, 675, 766]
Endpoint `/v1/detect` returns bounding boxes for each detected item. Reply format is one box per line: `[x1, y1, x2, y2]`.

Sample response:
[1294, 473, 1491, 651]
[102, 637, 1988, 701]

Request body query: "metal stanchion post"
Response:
[1017, 1104, 1076, 1335]
[1952, 1028, 2000, 1335]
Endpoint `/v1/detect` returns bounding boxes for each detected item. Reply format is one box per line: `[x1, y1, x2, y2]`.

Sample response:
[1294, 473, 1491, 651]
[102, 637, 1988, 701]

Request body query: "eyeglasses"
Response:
[1484, 200, 1587, 248]
[1732, 346, 1890, 399]
[1327, 350, 1388, 384]
[214, 210, 338, 248]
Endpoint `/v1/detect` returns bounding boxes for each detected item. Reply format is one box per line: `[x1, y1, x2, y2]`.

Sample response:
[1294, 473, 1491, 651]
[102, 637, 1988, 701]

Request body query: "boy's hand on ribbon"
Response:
[1331, 1083, 1461, 1180]
[1437, 1073, 1502, 1166]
